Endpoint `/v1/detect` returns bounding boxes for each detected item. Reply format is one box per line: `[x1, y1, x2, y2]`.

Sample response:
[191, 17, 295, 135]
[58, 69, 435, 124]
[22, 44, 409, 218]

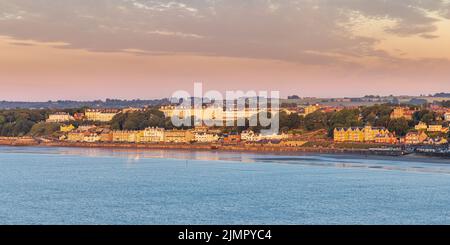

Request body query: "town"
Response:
[0, 95, 450, 156]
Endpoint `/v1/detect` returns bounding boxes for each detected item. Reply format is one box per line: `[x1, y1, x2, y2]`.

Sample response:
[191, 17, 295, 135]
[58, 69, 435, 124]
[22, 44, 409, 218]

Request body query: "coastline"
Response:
[2, 137, 450, 164]
[0, 137, 371, 154]
[1, 136, 449, 161]
[0, 136, 423, 158]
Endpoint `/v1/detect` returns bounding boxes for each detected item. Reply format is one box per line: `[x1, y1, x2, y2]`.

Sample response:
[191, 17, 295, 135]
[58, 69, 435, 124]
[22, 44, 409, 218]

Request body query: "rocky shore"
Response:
[0, 137, 39, 146]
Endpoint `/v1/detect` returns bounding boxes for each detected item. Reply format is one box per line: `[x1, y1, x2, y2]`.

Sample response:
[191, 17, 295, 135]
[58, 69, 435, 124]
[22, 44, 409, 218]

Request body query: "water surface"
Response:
[0, 146, 449, 224]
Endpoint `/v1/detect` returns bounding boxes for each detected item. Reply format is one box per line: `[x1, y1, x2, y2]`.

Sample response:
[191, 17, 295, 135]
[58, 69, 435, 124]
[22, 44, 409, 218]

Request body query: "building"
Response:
[60, 124, 75, 132]
[83, 133, 101, 143]
[192, 126, 209, 134]
[160, 105, 265, 123]
[122, 107, 144, 113]
[259, 133, 289, 141]
[223, 133, 241, 144]
[374, 133, 398, 144]
[302, 104, 320, 116]
[99, 132, 113, 142]
[194, 133, 219, 143]
[46, 112, 74, 123]
[73, 113, 85, 120]
[112, 131, 138, 143]
[334, 126, 390, 142]
[445, 112, 450, 122]
[414, 122, 428, 131]
[240, 130, 260, 142]
[85, 109, 119, 122]
[404, 131, 428, 145]
[67, 131, 86, 142]
[164, 130, 194, 143]
[427, 124, 449, 133]
[390, 107, 415, 120]
[428, 104, 448, 114]
[424, 137, 448, 145]
[140, 127, 165, 143]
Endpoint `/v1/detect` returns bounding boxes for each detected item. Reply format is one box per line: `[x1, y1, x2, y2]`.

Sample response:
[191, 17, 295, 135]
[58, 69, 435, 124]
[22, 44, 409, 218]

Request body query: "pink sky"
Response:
[1, 0, 450, 101]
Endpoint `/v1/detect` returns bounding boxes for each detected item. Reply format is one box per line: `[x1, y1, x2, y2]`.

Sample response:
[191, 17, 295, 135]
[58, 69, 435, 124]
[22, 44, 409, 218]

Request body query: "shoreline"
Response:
[2, 138, 450, 163]
[0, 137, 372, 154]
[1, 136, 448, 160]
[0, 137, 421, 157]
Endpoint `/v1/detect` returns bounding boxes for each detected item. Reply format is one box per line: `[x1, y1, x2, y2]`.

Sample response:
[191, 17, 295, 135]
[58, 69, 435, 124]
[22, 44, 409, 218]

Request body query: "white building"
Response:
[194, 133, 219, 143]
[240, 130, 260, 142]
[46, 112, 74, 123]
[160, 105, 266, 123]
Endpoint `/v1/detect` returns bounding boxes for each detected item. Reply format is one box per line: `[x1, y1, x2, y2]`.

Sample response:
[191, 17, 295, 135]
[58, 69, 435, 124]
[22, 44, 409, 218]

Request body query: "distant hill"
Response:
[0, 98, 169, 109]
[433, 93, 450, 98]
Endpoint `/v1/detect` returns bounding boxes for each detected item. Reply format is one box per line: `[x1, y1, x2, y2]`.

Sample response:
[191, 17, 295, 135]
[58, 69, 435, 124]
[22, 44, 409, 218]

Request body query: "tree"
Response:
[0, 109, 50, 136]
[441, 100, 450, 108]
[279, 112, 303, 131]
[29, 122, 61, 137]
[388, 118, 409, 136]
[329, 109, 362, 129]
[413, 109, 436, 124]
[110, 110, 166, 130]
[304, 111, 329, 131]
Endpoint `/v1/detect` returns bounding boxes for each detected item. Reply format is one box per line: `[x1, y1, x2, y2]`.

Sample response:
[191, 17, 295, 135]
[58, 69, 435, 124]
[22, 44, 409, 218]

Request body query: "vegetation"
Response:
[413, 109, 436, 124]
[0, 109, 50, 136]
[110, 109, 168, 130]
[29, 122, 61, 137]
[441, 100, 450, 108]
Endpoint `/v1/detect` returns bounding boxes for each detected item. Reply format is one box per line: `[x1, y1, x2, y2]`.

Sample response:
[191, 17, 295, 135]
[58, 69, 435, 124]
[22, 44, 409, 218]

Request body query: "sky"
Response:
[1, 0, 450, 101]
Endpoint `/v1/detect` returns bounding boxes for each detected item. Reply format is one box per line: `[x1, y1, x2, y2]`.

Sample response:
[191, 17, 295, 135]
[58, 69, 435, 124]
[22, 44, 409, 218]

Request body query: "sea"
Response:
[0, 146, 449, 224]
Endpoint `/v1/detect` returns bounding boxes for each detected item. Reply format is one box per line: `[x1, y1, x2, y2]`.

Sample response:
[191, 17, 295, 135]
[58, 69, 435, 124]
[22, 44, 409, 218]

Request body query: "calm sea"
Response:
[0, 146, 450, 224]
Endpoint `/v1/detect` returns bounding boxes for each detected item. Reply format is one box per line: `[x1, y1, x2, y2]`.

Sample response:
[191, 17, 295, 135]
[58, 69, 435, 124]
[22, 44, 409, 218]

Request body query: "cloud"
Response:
[0, 0, 449, 66]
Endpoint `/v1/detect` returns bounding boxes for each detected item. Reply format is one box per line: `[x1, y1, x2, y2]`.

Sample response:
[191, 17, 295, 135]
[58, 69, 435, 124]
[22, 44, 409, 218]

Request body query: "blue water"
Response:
[0, 146, 450, 224]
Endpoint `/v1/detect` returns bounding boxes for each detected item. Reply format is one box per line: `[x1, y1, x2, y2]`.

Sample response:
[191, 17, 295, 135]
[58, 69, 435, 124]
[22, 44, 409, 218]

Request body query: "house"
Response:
[374, 133, 398, 144]
[83, 133, 101, 143]
[404, 131, 428, 145]
[390, 107, 415, 120]
[302, 104, 320, 116]
[112, 131, 138, 143]
[414, 122, 428, 131]
[194, 132, 219, 143]
[223, 133, 241, 144]
[73, 113, 85, 120]
[140, 127, 165, 143]
[259, 133, 289, 140]
[60, 124, 75, 132]
[164, 130, 194, 143]
[334, 126, 390, 142]
[240, 130, 260, 142]
[99, 132, 113, 142]
[424, 137, 448, 145]
[46, 112, 74, 123]
[85, 109, 120, 122]
[427, 124, 449, 133]
[67, 131, 86, 142]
